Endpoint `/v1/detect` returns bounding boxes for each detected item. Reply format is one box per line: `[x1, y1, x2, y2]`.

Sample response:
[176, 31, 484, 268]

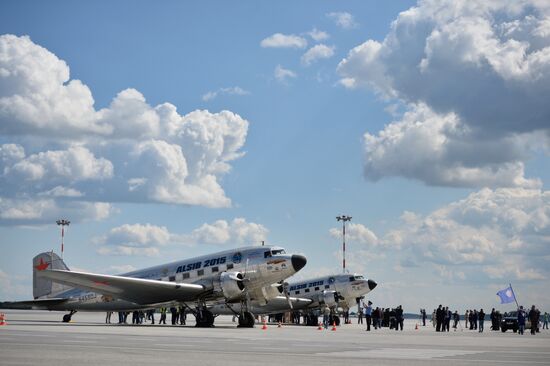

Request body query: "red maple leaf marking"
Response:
[34, 258, 49, 271]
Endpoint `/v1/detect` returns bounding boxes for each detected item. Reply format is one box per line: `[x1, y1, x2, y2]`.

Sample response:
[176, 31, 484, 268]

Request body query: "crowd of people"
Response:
[105, 306, 187, 325]
[361, 301, 404, 331]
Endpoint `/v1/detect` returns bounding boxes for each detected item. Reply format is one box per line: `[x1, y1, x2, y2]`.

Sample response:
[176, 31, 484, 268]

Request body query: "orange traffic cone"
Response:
[331, 321, 337, 331]
[261, 319, 267, 330]
[318, 322, 323, 330]
[0, 313, 6, 326]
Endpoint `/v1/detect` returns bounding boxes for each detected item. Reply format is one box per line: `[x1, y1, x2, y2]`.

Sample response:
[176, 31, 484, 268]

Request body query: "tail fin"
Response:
[33, 252, 72, 299]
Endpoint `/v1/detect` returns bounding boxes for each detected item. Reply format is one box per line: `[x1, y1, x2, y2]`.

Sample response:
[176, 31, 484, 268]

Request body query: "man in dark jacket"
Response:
[478, 309, 485, 332]
[435, 305, 443, 332]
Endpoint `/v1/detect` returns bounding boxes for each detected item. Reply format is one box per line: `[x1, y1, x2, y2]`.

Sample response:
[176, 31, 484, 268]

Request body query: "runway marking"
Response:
[319, 348, 482, 359]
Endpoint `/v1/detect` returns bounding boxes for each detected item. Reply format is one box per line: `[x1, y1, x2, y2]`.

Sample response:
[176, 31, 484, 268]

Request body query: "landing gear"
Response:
[329, 315, 340, 326]
[194, 309, 215, 327]
[238, 311, 255, 328]
[62, 310, 77, 323]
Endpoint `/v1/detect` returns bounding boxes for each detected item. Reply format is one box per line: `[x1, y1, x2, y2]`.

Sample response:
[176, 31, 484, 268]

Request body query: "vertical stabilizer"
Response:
[33, 252, 71, 299]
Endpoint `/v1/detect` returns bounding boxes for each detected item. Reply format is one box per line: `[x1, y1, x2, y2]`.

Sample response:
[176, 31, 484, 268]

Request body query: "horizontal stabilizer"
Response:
[38, 269, 205, 305]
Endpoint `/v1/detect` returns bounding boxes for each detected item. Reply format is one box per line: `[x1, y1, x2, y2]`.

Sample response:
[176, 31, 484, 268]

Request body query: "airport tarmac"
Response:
[0, 310, 548, 366]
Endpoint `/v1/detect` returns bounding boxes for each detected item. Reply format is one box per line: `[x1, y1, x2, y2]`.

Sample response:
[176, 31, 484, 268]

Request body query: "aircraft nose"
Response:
[291, 254, 307, 272]
[367, 279, 377, 290]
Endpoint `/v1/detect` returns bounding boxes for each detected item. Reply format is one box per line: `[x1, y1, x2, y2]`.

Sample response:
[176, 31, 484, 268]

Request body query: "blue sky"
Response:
[1, 0, 549, 313]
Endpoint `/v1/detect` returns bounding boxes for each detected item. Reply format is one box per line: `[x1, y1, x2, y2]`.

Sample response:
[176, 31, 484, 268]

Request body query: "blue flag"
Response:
[496, 285, 516, 304]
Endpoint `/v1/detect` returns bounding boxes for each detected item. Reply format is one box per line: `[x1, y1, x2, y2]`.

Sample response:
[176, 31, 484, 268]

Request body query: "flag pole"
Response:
[509, 283, 520, 309]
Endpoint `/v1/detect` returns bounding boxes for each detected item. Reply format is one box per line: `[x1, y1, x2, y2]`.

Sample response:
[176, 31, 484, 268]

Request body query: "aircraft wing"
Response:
[0, 298, 68, 310]
[38, 269, 205, 305]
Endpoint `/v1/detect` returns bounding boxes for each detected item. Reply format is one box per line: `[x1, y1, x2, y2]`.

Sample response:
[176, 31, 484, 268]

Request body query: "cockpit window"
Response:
[264, 249, 286, 258]
[349, 275, 364, 281]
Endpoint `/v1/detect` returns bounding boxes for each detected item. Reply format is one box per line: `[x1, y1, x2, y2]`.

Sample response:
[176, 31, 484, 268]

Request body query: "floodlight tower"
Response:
[336, 215, 352, 273]
[56, 219, 70, 259]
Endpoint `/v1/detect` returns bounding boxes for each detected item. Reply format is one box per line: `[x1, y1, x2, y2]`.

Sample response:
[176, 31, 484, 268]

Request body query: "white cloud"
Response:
[327, 12, 358, 29]
[381, 187, 550, 281]
[0, 35, 250, 224]
[201, 86, 250, 102]
[274, 65, 297, 83]
[329, 222, 378, 247]
[95, 218, 268, 256]
[188, 218, 268, 245]
[260, 33, 307, 49]
[337, 1, 550, 188]
[307, 28, 329, 41]
[0, 270, 29, 299]
[362, 104, 540, 188]
[301, 44, 335, 66]
[0, 198, 112, 225]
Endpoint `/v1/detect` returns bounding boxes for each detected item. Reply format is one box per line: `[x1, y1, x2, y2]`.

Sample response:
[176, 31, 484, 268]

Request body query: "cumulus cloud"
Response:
[329, 222, 378, 247]
[201, 86, 250, 102]
[94, 223, 172, 257]
[382, 187, 550, 282]
[0, 35, 250, 224]
[0, 198, 113, 226]
[327, 12, 358, 29]
[337, 0, 550, 188]
[187, 218, 268, 245]
[301, 44, 335, 66]
[260, 33, 307, 49]
[307, 28, 329, 41]
[94, 218, 268, 256]
[274, 64, 297, 83]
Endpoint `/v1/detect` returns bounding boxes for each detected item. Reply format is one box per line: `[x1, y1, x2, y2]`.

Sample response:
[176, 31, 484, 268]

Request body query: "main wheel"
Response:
[62, 314, 72, 323]
[194, 309, 214, 327]
[501, 327, 507, 332]
[238, 311, 255, 328]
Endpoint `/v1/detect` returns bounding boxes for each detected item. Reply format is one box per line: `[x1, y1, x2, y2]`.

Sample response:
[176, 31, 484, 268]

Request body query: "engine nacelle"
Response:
[214, 272, 245, 300]
[318, 290, 338, 308]
[260, 283, 284, 301]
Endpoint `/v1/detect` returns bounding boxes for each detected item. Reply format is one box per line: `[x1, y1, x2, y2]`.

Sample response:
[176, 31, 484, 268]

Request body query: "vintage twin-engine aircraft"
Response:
[0, 245, 307, 327]
[209, 273, 377, 325]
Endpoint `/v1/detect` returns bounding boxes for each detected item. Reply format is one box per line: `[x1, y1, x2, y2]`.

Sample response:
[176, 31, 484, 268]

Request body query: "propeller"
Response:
[281, 281, 293, 309]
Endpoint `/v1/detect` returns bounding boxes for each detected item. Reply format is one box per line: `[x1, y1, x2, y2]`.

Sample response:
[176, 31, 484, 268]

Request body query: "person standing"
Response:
[179, 305, 186, 325]
[478, 309, 485, 333]
[105, 311, 112, 324]
[518, 306, 526, 335]
[529, 305, 538, 335]
[543, 312, 549, 330]
[323, 306, 331, 329]
[422, 309, 427, 327]
[159, 307, 167, 325]
[435, 304, 445, 332]
[453, 311, 459, 330]
[465, 310, 469, 329]
[395, 305, 404, 331]
[357, 304, 363, 324]
[364, 301, 373, 331]
[170, 307, 177, 325]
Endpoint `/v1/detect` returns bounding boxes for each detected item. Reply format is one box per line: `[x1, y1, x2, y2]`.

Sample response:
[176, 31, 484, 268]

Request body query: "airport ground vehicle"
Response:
[500, 311, 531, 332]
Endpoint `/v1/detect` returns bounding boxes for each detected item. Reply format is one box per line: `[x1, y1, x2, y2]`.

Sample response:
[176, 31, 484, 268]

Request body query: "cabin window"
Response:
[295, 291, 300, 295]
[182, 273, 190, 279]
[325, 285, 330, 289]
[227, 263, 234, 270]
[264, 251, 272, 258]
[169, 275, 175, 282]
[211, 266, 219, 273]
[314, 287, 319, 291]
[305, 289, 310, 293]
[197, 269, 204, 276]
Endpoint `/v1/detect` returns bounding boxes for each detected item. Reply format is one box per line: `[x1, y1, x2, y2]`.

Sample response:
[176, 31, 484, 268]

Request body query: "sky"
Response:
[1, 0, 549, 313]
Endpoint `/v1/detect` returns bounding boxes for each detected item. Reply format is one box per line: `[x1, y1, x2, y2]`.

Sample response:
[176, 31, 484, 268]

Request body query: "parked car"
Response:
[500, 311, 531, 332]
